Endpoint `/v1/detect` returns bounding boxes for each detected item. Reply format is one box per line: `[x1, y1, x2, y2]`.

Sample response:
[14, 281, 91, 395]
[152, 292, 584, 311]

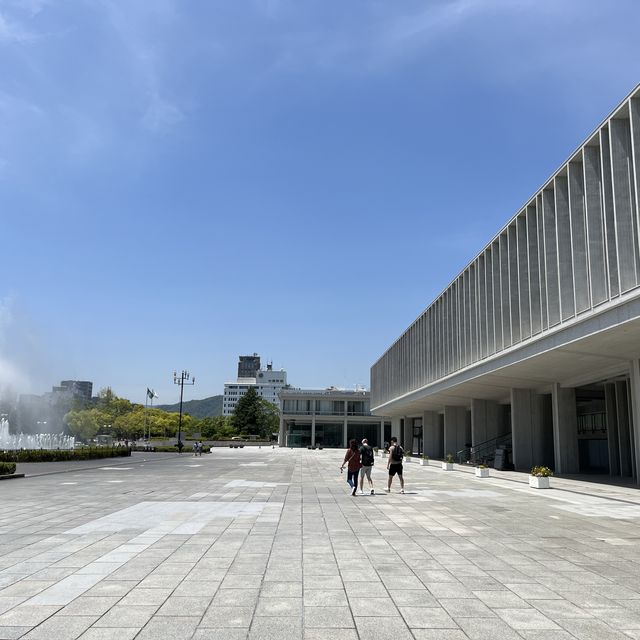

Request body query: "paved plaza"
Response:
[1, 449, 640, 639]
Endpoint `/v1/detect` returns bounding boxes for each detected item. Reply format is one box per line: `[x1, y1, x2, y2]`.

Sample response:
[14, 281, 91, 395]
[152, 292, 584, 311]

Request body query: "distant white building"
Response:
[223, 363, 288, 416]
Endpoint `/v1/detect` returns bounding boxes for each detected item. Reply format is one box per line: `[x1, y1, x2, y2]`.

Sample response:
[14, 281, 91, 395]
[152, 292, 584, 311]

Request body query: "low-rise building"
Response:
[279, 387, 390, 448]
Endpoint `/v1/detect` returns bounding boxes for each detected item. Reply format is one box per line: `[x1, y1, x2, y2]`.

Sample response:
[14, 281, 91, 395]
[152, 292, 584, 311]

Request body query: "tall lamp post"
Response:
[173, 370, 195, 454]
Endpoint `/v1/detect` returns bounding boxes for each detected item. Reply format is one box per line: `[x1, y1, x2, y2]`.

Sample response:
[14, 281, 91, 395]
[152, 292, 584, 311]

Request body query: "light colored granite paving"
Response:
[1, 448, 640, 639]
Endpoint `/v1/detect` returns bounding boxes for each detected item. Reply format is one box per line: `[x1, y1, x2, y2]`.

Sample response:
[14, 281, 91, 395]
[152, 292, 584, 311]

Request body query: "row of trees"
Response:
[63, 387, 279, 443]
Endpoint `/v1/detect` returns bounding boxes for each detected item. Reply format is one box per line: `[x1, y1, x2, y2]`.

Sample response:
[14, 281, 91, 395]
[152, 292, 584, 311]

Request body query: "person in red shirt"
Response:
[341, 439, 362, 496]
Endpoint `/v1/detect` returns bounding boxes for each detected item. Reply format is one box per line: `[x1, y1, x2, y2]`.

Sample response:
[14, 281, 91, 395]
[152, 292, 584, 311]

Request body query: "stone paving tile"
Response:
[249, 616, 302, 640]
[455, 617, 523, 639]
[212, 588, 260, 607]
[20, 614, 97, 639]
[348, 596, 398, 617]
[134, 616, 200, 640]
[77, 629, 140, 640]
[518, 632, 577, 640]
[440, 597, 497, 618]
[303, 630, 359, 640]
[399, 606, 458, 628]
[354, 616, 414, 640]
[0, 604, 61, 627]
[192, 630, 249, 640]
[172, 580, 220, 596]
[303, 590, 348, 606]
[199, 605, 255, 627]
[303, 606, 353, 628]
[83, 581, 137, 598]
[255, 597, 302, 616]
[155, 595, 212, 616]
[0, 627, 32, 640]
[495, 607, 561, 630]
[92, 605, 158, 628]
[412, 631, 470, 640]
[258, 581, 302, 598]
[58, 597, 121, 616]
[558, 618, 632, 639]
[342, 581, 388, 597]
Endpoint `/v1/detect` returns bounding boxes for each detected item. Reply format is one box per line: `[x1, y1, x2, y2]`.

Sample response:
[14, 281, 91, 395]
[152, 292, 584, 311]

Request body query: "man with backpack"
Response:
[386, 436, 405, 494]
[358, 438, 375, 495]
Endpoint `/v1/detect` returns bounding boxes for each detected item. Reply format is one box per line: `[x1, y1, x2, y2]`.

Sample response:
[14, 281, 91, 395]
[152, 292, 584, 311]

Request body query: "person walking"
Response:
[359, 438, 375, 495]
[341, 439, 362, 496]
[386, 436, 405, 493]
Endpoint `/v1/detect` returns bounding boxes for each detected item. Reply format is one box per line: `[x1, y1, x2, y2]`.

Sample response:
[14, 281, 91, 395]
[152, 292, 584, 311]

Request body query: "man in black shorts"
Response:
[386, 436, 405, 494]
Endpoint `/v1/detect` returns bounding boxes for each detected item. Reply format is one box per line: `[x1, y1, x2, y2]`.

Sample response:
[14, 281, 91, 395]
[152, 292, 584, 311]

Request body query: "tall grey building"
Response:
[237, 354, 261, 379]
[371, 83, 640, 485]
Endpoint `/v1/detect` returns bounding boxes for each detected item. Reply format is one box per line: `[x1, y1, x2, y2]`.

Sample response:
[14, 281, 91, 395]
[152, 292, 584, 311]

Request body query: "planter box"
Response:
[442, 462, 453, 471]
[529, 475, 550, 489]
[475, 467, 489, 478]
[419, 458, 429, 466]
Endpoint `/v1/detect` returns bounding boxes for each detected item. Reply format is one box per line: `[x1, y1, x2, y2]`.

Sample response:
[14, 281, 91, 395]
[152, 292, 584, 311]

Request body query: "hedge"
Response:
[0, 462, 16, 475]
[0, 447, 132, 463]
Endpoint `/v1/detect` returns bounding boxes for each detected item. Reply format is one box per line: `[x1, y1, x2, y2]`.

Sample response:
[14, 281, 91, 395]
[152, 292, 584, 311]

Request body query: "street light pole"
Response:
[173, 370, 195, 454]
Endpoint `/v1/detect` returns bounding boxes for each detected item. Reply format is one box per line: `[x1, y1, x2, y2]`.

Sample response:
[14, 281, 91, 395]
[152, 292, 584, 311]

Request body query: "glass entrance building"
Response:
[278, 388, 390, 449]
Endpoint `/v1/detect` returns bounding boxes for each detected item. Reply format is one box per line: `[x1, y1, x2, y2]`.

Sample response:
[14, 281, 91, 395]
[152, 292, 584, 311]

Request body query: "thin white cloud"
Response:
[100, 0, 185, 134]
[0, 9, 35, 43]
[141, 91, 184, 133]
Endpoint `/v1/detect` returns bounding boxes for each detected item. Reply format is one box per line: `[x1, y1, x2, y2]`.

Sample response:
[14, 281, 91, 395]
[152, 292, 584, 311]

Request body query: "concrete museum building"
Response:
[370, 84, 640, 485]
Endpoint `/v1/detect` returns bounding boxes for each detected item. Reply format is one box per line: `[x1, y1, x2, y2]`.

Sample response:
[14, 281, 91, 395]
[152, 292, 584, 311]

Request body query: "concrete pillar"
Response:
[605, 383, 620, 476]
[422, 410, 441, 458]
[391, 417, 402, 442]
[444, 406, 467, 459]
[343, 418, 348, 448]
[403, 417, 413, 451]
[629, 361, 640, 484]
[471, 399, 502, 446]
[511, 389, 548, 472]
[616, 380, 633, 477]
[279, 416, 285, 447]
[311, 414, 316, 448]
[379, 420, 384, 450]
[628, 379, 638, 482]
[552, 383, 580, 474]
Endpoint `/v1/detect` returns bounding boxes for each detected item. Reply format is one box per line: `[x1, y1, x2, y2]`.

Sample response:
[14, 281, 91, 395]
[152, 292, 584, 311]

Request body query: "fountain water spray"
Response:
[0, 417, 75, 450]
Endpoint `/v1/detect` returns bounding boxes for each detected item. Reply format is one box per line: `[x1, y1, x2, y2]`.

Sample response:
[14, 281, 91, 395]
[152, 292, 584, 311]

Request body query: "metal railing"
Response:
[456, 432, 512, 466]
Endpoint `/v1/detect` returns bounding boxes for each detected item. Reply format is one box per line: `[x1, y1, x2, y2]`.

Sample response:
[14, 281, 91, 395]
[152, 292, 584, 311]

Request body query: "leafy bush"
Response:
[446, 453, 454, 464]
[531, 465, 553, 477]
[0, 462, 17, 475]
[0, 448, 131, 463]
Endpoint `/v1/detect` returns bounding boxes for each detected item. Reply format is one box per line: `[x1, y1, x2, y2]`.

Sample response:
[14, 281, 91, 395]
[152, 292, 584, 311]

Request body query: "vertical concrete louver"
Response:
[371, 85, 640, 411]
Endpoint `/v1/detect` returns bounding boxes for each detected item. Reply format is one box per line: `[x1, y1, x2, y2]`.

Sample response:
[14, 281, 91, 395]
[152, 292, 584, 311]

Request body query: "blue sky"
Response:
[1, 0, 639, 406]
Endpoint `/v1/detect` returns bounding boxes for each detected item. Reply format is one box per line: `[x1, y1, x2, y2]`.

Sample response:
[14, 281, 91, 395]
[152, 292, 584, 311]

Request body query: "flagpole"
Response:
[144, 390, 149, 443]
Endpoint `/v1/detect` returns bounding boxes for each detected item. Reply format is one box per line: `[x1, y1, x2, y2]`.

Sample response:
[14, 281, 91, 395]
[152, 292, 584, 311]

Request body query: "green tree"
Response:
[231, 389, 278, 439]
[64, 409, 100, 442]
[199, 415, 236, 440]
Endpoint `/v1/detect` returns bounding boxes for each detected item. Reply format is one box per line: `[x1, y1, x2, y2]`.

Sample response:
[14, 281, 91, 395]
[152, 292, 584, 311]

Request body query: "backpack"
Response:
[391, 444, 404, 462]
[360, 445, 374, 466]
